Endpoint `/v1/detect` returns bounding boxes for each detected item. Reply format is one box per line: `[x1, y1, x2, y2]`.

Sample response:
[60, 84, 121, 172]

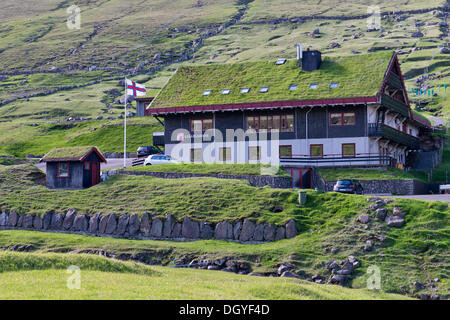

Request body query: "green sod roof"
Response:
[150, 51, 394, 109]
[42, 146, 103, 161]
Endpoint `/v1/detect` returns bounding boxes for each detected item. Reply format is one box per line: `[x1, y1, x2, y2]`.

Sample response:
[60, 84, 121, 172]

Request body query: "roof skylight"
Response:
[275, 58, 287, 65]
[289, 84, 298, 91]
[240, 87, 250, 94]
[309, 83, 318, 89]
[330, 82, 339, 88]
[259, 86, 269, 93]
[202, 90, 212, 96]
[222, 89, 231, 95]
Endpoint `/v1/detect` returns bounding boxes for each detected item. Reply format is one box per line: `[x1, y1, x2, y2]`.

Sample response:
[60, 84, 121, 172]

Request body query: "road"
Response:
[34, 158, 133, 173]
[388, 194, 450, 202]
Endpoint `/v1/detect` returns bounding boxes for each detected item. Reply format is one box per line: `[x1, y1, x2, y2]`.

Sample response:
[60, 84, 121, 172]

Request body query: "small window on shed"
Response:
[330, 82, 339, 88]
[202, 90, 212, 96]
[222, 89, 231, 95]
[309, 83, 318, 89]
[289, 84, 298, 91]
[240, 87, 250, 94]
[275, 58, 287, 65]
[259, 86, 269, 93]
[58, 162, 69, 178]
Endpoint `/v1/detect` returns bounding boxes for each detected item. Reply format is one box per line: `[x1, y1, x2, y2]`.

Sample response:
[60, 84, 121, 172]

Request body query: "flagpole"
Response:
[124, 77, 127, 169]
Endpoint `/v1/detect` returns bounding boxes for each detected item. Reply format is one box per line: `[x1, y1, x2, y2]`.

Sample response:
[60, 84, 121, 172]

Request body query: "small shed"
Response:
[40, 146, 107, 189]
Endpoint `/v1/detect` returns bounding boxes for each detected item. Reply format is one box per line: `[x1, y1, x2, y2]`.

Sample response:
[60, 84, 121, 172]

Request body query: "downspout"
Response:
[305, 107, 313, 158]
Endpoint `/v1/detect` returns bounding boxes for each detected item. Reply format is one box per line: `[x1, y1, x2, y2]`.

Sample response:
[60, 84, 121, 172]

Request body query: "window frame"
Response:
[57, 162, 70, 178]
[248, 146, 261, 161]
[310, 144, 323, 158]
[279, 145, 292, 158]
[342, 143, 356, 157]
[329, 112, 356, 126]
[190, 118, 213, 132]
[190, 148, 202, 162]
[245, 114, 294, 132]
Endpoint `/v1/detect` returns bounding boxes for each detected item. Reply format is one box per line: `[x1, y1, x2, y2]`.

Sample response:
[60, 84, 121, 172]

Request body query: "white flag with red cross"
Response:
[126, 79, 146, 97]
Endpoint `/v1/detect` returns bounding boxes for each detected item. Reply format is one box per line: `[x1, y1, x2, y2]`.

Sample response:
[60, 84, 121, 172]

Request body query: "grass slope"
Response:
[0, 252, 407, 300]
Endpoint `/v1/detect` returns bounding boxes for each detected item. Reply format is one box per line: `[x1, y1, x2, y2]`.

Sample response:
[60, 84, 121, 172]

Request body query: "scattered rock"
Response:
[385, 215, 405, 228]
[281, 271, 300, 278]
[376, 208, 387, 220]
[393, 206, 406, 217]
[357, 215, 370, 224]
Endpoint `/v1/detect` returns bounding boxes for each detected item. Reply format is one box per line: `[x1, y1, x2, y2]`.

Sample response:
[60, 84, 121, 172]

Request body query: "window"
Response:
[330, 82, 339, 88]
[309, 83, 318, 89]
[240, 87, 250, 94]
[190, 118, 213, 132]
[191, 148, 202, 162]
[84, 162, 90, 170]
[57, 162, 69, 178]
[219, 147, 231, 161]
[259, 86, 269, 93]
[249, 146, 261, 161]
[275, 58, 287, 65]
[222, 89, 231, 95]
[245, 114, 294, 132]
[310, 144, 323, 157]
[279, 145, 292, 158]
[202, 90, 212, 96]
[330, 112, 355, 126]
[342, 143, 356, 157]
[289, 84, 298, 91]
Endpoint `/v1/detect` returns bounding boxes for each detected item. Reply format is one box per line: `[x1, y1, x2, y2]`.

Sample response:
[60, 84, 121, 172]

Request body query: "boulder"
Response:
[73, 214, 89, 232]
[139, 212, 151, 236]
[274, 226, 286, 241]
[385, 215, 405, 227]
[17, 215, 24, 228]
[281, 271, 300, 278]
[393, 206, 406, 217]
[33, 215, 43, 229]
[200, 222, 213, 239]
[105, 213, 117, 234]
[233, 221, 242, 240]
[330, 274, 348, 286]
[285, 220, 297, 238]
[357, 215, 370, 224]
[89, 213, 101, 234]
[376, 208, 387, 220]
[116, 215, 129, 235]
[239, 219, 255, 242]
[23, 214, 34, 228]
[0, 212, 8, 226]
[162, 215, 174, 238]
[8, 210, 18, 227]
[127, 214, 140, 236]
[215, 221, 232, 240]
[51, 213, 65, 230]
[263, 224, 275, 241]
[252, 224, 265, 241]
[171, 223, 182, 238]
[150, 218, 163, 237]
[277, 265, 289, 275]
[182, 217, 199, 239]
[63, 208, 77, 230]
[42, 211, 53, 230]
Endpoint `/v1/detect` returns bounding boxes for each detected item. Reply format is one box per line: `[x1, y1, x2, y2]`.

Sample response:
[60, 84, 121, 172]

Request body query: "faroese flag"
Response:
[126, 79, 146, 97]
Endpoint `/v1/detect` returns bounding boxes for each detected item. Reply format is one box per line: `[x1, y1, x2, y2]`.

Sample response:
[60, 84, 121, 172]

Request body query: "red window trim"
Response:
[279, 145, 292, 158]
[246, 114, 294, 132]
[329, 112, 356, 126]
[310, 144, 323, 158]
[57, 162, 70, 178]
[342, 143, 356, 157]
[190, 118, 213, 132]
[219, 147, 231, 161]
[248, 146, 261, 161]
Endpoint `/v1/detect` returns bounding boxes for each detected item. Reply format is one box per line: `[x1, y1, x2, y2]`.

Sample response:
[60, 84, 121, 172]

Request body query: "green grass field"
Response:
[0, 251, 408, 300]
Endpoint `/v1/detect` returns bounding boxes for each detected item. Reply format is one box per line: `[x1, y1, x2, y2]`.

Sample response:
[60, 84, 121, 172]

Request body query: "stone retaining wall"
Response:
[108, 170, 293, 189]
[0, 210, 297, 243]
[324, 179, 437, 195]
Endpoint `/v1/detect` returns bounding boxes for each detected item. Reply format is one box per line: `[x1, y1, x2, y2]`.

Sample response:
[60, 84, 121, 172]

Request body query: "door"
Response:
[91, 162, 100, 186]
[285, 168, 312, 189]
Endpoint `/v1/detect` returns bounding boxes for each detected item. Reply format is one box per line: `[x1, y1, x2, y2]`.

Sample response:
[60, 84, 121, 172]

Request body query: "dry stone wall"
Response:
[0, 209, 297, 243]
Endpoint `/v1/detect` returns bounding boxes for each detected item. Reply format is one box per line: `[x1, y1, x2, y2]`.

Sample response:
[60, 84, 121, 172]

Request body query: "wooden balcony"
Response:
[380, 94, 410, 118]
[368, 123, 420, 149]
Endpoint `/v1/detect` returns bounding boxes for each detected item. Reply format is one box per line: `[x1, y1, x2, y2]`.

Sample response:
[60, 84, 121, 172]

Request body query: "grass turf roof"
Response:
[150, 51, 394, 109]
[42, 146, 99, 161]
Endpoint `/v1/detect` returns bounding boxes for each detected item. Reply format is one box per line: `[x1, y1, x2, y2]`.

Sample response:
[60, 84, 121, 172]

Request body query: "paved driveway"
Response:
[388, 194, 450, 202]
[34, 158, 133, 173]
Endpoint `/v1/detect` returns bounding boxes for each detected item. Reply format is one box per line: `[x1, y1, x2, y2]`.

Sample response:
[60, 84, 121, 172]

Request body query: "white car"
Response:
[144, 154, 178, 166]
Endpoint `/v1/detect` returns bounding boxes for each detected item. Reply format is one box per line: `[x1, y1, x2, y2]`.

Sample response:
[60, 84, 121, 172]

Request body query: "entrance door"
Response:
[285, 168, 312, 189]
[91, 162, 100, 186]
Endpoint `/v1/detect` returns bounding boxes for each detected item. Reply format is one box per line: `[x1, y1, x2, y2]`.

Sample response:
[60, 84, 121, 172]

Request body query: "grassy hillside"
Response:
[0, 252, 408, 300]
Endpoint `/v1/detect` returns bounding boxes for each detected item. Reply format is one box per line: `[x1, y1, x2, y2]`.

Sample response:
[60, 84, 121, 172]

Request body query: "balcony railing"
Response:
[368, 123, 420, 149]
[380, 94, 410, 118]
[280, 154, 395, 168]
[386, 72, 403, 90]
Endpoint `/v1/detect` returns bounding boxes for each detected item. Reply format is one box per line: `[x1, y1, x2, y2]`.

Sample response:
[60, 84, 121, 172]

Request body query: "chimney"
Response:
[301, 49, 322, 72]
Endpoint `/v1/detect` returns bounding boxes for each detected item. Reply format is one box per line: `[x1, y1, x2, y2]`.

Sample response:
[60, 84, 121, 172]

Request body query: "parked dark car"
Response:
[137, 146, 159, 158]
[333, 179, 364, 194]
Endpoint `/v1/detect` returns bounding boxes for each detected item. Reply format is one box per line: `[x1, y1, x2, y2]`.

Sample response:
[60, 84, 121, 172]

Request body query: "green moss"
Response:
[41, 146, 98, 160]
[151, 51, 393, 109]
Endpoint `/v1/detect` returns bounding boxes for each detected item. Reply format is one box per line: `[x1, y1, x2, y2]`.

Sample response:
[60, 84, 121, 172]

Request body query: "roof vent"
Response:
[302, 49, 322, 72]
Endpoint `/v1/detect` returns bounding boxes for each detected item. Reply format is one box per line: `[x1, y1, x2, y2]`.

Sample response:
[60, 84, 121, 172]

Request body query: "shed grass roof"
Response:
[42, 146, 99, 161]
[150, 51, 394, 109]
